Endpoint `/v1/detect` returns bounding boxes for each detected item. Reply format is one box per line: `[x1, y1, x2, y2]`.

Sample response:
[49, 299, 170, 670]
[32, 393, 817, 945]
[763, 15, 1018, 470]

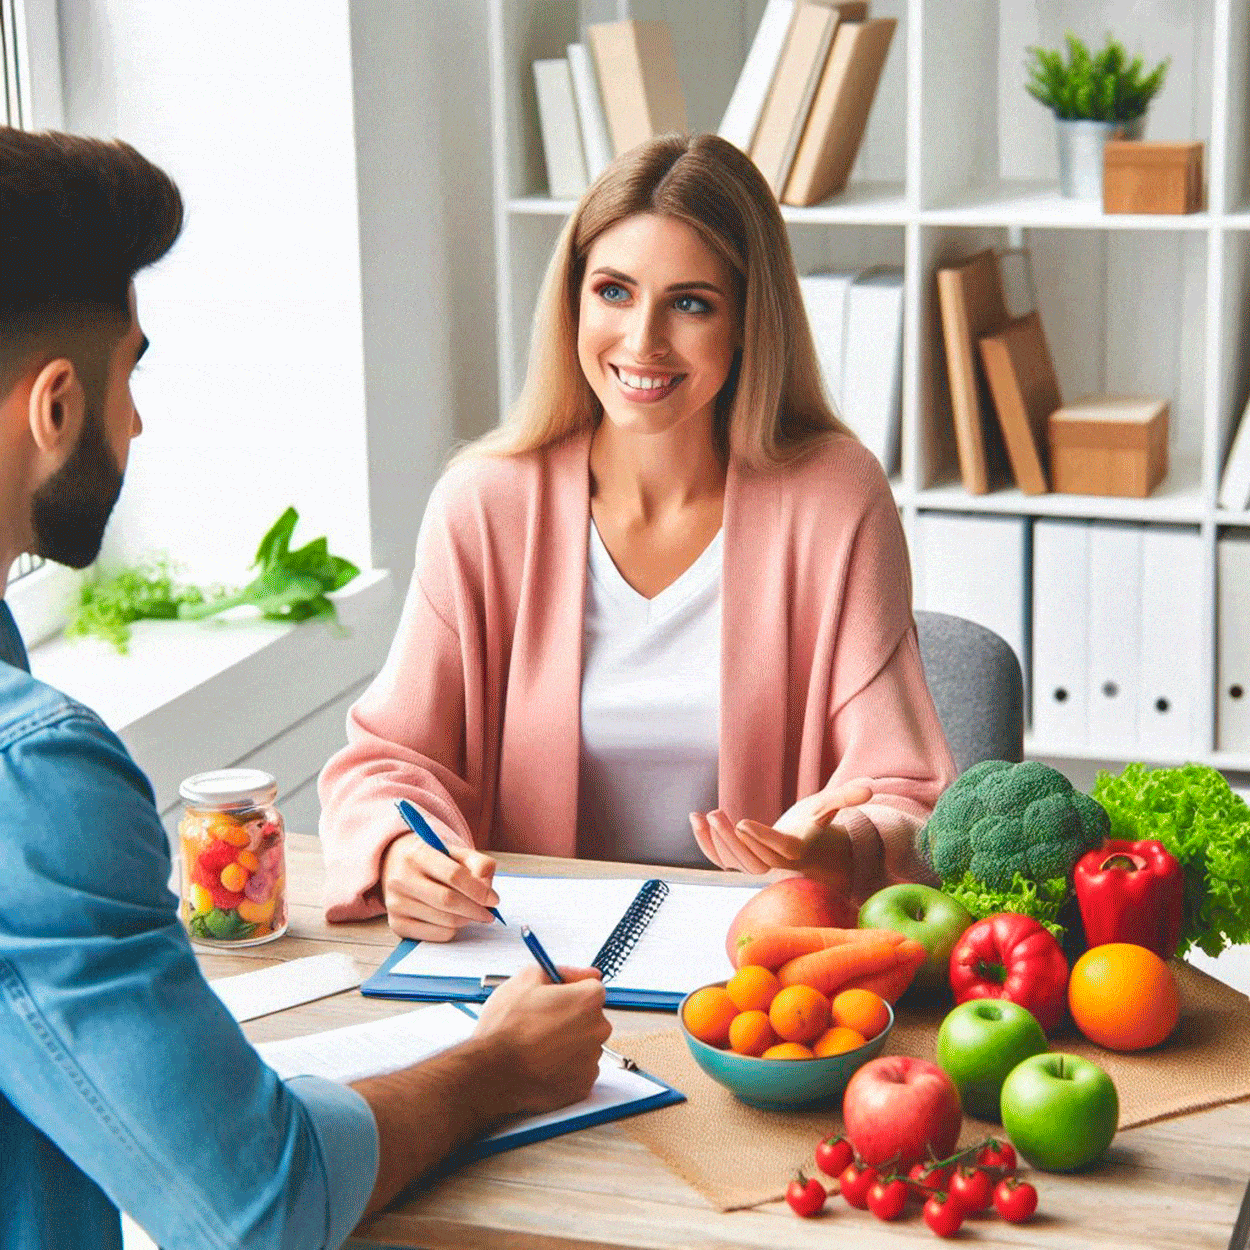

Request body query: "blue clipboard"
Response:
[441, 1003, 685, 1165]
[361, 939, 685, 1011]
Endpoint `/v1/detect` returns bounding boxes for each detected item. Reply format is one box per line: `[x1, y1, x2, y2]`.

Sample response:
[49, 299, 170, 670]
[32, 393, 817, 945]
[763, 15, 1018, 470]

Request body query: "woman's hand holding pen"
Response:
[381, 831, 501, 942]
[689, 780, 873, 892]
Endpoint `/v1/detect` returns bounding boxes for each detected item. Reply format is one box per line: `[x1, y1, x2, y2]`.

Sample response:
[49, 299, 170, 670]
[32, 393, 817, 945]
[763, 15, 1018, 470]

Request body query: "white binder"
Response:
[1031, 519, 1090, 749]
[842, 270, 904, 476]
[1137, 526, 1204, 758]
[799, 270, 856, 411]
[913, 512, 1028, 684]
[1085, 523, 1142, 756]
[1217, 535, 1250, 753]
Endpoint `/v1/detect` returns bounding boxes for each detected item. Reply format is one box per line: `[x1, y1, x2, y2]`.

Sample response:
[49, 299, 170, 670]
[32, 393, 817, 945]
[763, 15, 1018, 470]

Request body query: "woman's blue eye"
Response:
[675, 294, 711, 314]
[598, 283, 629, 302]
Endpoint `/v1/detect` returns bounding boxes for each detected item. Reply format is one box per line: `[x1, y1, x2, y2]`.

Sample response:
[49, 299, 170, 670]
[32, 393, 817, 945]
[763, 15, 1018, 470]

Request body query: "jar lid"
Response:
[179, 768, 278, 809]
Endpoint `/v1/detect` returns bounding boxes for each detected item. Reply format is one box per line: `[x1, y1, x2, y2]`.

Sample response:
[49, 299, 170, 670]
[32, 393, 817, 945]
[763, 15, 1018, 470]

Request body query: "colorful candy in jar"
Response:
[178, 769, 287, 945]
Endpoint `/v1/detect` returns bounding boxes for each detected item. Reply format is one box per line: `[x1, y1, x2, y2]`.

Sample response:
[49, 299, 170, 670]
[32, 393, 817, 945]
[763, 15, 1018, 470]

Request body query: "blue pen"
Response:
[395, 798, 505, 925]
[519, 924, 634, 1069]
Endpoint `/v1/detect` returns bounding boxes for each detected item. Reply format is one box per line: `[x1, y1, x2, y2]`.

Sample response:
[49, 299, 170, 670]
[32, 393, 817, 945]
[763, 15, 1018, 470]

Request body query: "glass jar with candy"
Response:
[178, 768, 288, 946]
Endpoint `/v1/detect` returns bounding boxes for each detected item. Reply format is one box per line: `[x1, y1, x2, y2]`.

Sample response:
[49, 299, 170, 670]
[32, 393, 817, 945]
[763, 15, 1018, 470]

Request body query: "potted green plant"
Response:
[1025, 33, 1170, 199]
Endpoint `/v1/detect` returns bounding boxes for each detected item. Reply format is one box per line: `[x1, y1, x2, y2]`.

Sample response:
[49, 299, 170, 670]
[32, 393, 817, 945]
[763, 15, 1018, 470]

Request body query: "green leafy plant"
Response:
[1025, 32, 1169, 122]
[944, 872, 1070, 942]
[1090, 763, 1250, 957]
[68, 508, 360, 653]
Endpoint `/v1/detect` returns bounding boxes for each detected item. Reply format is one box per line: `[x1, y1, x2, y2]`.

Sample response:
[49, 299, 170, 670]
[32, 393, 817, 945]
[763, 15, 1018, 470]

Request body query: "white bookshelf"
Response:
[487, 0, 1250, 776]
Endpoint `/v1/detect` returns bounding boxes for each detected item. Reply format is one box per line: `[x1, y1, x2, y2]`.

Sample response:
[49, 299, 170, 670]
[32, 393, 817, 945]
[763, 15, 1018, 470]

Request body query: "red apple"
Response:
[842, 1056, 963, 1168]
[726, 877, 858, 966]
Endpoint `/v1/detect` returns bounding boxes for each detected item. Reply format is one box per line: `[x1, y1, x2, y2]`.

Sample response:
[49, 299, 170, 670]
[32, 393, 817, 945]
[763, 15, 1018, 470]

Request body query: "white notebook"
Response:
[258, 1002, 682, 1159]
[366, 874, 759, 1007]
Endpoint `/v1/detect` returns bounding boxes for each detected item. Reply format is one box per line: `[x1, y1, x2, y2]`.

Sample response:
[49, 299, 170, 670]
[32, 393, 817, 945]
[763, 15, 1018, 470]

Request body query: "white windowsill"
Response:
[28, 569, 395, 812]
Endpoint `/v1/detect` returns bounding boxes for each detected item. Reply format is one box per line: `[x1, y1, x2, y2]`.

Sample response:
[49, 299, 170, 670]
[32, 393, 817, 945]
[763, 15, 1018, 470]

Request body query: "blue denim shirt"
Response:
[0, 601, 378, 1249]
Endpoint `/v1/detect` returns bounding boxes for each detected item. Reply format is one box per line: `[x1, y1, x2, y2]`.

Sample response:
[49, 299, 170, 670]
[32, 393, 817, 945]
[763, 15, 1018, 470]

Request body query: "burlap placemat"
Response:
[612, 961, 1250, 1211]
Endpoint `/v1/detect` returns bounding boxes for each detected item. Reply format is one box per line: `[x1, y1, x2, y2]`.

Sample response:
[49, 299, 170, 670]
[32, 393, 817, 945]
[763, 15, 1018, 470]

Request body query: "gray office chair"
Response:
[915, 610, 1024, 773]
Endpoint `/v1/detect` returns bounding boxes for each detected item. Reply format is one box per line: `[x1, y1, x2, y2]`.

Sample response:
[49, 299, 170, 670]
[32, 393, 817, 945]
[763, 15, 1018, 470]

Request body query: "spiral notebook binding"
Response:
[590, 879, 669, 981]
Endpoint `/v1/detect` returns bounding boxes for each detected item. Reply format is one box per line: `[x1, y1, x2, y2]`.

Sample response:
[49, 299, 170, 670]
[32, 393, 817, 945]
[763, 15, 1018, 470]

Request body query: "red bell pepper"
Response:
[948, 913, 1070, 1034]
[1073, 839, 1184, 959]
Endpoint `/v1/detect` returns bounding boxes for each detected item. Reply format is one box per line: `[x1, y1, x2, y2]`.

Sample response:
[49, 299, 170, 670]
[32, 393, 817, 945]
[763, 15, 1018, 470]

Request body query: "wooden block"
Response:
[1103, 141, 1204, 215]
[977, 311, 1061, 495]
[1048, 396, 1169, 497]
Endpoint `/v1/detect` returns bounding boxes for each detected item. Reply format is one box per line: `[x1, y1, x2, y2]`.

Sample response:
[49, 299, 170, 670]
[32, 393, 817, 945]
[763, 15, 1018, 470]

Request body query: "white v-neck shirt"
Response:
[577, 521, 722, 867]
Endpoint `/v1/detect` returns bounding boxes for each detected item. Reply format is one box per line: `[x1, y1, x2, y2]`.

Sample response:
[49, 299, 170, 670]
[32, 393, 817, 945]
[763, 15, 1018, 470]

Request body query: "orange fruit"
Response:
[728, 1009, 778, 1057]
[683, 986, 739, 1047]
[761, 1041, 814, 1060]
[769, 983, 831, 1044]
[812, 1025, 867, 1057]
[1068, 942, 1180, 1052]
[831, 987, 890, 1040]
[726, 964, 781, 1012]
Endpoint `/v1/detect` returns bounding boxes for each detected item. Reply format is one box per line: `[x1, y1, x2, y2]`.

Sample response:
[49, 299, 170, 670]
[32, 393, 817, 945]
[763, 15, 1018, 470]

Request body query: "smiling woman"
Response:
[317, 133, 958, 940]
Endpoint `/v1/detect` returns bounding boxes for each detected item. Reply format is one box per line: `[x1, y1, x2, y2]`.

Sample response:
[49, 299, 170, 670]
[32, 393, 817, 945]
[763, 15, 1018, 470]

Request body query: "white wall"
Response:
[56, 0, 499, 589]
[58, 0, 374, 583]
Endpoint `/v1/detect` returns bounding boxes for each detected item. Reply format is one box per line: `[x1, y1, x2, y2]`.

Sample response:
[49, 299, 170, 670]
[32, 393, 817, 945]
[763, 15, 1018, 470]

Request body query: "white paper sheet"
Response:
[257, 1002, 673, 1141]
[210, 952, 361, 1023]
[388, 874, 755, 993]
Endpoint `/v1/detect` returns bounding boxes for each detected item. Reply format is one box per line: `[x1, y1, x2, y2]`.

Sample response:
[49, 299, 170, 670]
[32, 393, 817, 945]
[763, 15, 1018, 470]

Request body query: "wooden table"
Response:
[197, 834, 1250, 1250]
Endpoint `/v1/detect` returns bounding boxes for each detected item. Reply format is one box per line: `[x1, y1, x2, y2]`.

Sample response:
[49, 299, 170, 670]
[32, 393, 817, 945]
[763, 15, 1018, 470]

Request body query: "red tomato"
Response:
[923, 1192, 965, 1238]
[815, 1133, 854, 1178]
[994, 1177, 1039, 1223]
[866, 1178, 909, 1221]
[785, 1172, 827, 1218]
[949, 1166, 994, 1213]
[838, 1162, 878, 1210]
[977, 1140, 1018, 1172]
[908, 1161, 951, 1195]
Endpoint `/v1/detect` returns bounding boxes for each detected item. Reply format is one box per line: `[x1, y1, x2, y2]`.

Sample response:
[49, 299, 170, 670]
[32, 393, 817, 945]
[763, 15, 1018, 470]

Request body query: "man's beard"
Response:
[30, 409, 124, 569]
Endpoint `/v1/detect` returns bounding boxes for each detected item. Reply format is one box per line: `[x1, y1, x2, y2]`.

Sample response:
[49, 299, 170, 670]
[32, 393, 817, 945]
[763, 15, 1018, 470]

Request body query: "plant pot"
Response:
[1055, 115, 1146, 199]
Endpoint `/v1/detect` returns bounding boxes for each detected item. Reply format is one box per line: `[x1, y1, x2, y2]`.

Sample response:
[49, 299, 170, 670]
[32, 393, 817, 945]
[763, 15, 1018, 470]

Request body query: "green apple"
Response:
[858, 884, 974, 994]
[935, 999, 1048, 1121]
[1000, 1052, 1119, 1171]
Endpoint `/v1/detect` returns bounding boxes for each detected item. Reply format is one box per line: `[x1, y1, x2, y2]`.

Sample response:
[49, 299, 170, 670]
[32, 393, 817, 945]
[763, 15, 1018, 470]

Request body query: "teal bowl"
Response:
[678, 984, 894, 1111]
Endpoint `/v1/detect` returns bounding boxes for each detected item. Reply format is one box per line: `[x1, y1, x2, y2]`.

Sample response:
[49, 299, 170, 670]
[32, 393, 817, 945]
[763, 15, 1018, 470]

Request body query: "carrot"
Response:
[776, 940, 902, 996]
[840, 939, 929, 1004]
[734, 925, 909, 971]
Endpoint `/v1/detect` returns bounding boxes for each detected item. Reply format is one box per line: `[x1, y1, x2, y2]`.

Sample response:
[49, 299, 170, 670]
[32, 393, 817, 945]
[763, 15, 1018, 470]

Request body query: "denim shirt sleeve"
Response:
[0, 698, 378, 1250]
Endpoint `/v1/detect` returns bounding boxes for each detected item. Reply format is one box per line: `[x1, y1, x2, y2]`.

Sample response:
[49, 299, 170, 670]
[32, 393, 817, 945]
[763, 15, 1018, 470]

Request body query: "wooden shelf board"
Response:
[507, 195, 577, 216]
[779, 180, 909, 224]
[922, 180, 1215, 230]
[1026, 737, 1206, 768]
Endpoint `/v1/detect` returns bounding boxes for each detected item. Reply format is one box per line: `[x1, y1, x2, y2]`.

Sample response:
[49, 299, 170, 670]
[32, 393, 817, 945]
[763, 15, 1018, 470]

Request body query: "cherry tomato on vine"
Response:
[815, 1133, 855, 1178]
[949, 1166, 994, 1213]
[977, 1140, 1018, 1172]
[923, 1192, 965, 1238]
[838, 1162, 878, 1210]
[866, 1178, 909, 1221]
[785, 1171, 827, 1218]
[994, 1177, 1039, 1223]
[908, 1161, 951, 1195]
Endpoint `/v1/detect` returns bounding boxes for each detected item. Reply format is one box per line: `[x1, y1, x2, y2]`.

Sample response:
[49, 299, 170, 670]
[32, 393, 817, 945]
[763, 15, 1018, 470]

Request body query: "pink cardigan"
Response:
[318, 430, 957, 921]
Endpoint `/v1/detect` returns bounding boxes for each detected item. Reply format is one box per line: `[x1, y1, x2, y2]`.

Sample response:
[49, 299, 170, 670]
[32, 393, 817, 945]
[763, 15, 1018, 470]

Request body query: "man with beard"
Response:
[0, 127, 612, 1250]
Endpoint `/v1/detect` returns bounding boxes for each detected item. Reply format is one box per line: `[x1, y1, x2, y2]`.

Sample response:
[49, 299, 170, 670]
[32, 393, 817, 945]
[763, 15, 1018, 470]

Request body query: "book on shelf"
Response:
[935, 249, 1013, 495]
[800, 267, 902, 474]
[566, 42, 613, 181]
[842, 269, 904, 474]
[719, 0, 868, 153]
[532, 58, 588, 200]
[1218, 393, 1250, 512]
[586, 20, 687, 158]
[748, 1, 840, 196]
[977, 310, 1061, 496]
[781, 17, 896, 207]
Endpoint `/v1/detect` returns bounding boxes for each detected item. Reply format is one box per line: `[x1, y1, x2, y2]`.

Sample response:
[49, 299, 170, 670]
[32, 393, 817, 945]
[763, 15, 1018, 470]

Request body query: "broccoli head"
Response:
[916, 759, 1109, 890]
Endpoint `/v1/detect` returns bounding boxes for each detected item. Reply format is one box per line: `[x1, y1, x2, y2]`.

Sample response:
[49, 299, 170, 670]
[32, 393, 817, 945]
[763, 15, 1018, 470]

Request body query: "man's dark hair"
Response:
[1, 127, 183, 394]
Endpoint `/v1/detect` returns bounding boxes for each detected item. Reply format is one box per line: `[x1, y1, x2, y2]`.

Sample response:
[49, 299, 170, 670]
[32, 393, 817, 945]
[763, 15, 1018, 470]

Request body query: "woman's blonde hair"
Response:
[453, 132, 854, 471]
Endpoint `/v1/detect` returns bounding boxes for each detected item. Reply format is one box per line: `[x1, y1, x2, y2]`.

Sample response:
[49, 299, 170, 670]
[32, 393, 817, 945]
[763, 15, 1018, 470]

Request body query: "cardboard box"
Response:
[1048, 396, 1169, 497]
[1103, 141, 1204, 214]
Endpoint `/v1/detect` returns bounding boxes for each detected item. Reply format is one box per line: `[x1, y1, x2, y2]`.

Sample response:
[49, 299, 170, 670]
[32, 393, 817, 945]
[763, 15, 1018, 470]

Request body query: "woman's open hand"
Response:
[689, 780, 873, 890]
